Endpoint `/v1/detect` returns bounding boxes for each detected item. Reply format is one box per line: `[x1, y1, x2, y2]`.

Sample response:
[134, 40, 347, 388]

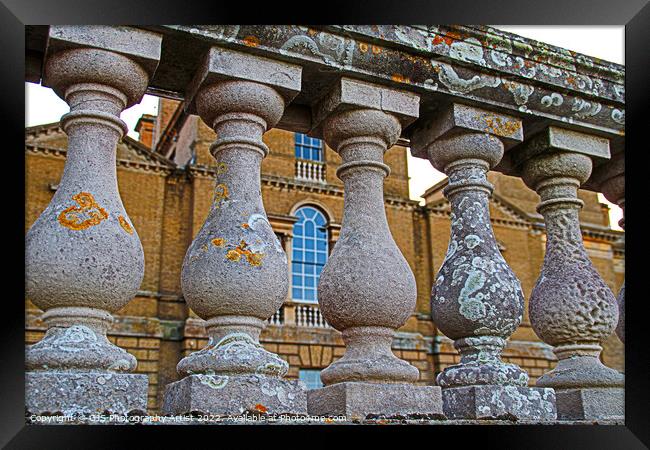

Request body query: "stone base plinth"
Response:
[162, 373, 307, 415]
[442, 385, 557, 420]
[306, 382, 444, 420]
[555, 387, 624, 420]
[26, 371, 148, 415]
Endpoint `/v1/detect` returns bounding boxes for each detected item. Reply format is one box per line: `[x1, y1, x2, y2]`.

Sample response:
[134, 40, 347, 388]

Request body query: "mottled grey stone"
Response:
[311, 76, 419, 137]
[518, 135, 624, 420]
[46, 26, 162, 80]
[26, 371, 148, 415]
[185, 45, 302, 116]
[592, 152, 625, 342]
[511, 126, 610, 169]
[25, 30, 161, 416]
[308, 79, 437, 418]
[442, 385, 556, 420]
[410, 103, 549, 420]
[164, 51, 306, 415]
[163, 374, 308, 416]
[307, 382, 444, 420]
[555, 387, 624, 420]
[410, 102, 523, 159]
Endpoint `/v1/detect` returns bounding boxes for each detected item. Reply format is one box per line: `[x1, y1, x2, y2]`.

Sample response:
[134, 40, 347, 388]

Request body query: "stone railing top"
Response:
[25, 25, 625, 189]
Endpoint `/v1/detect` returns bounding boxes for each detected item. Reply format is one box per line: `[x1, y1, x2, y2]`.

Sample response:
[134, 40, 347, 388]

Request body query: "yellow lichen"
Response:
[483, 115, 521, 137]
[359, 42, 369, 53]
[58, 192, 108, 231]
[118, 215, 134, 235]
[216, 162, 228, 175]
[214, 184, 229, 208]
[226, 249, 241, 262]
[225, 240, 264, 267]
[211, 237, 226, 247]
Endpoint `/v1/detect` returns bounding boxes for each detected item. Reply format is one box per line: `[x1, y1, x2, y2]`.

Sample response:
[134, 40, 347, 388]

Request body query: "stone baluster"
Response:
[24, 26, 162, 416]
[518, 126, 624, 420]
[410, 103, 556, 420]
[162, 46, 307, 416]
[306, 77, 443, 419]
[592, 152, 625, 343]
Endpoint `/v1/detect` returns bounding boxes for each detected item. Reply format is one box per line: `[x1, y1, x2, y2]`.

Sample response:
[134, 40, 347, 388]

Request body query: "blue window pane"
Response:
[293, 237, 303, 248]
[292, 287, 302, 300]
[316, 239, 327, 251]
[292, 275, 302, 286]
[295, 133, 323, 162]
[299, 370, 323, 390]
[317, 252, 326, 264]
[305, 276, 315, 288]
[294, 250, 303, 261]
[305, 251, 315, 262]
[304, 289, 315, 301]
[305, 238, 315, 250]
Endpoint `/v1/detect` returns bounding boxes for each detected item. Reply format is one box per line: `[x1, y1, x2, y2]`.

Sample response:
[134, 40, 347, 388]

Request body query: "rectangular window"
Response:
[295, 133, 323, 161]
[299, 369, 324, 390]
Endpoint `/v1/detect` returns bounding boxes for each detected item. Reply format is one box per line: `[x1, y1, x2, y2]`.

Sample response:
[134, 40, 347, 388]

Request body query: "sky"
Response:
[25, 26, 624, 230]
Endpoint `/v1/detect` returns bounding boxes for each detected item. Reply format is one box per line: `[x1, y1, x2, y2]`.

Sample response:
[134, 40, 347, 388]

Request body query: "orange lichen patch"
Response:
[371, 45, 382, 55]
[307, 28, 318, 36]
[324, 418, 334, 424]
[483, 115, 521, 137]
[359, 42, 369, 53]
[391, 73, 410, 84]
[432, 34, 454, 47]
[226, 249, 242, 262]
[58, 192, 108, 231]
[254, 404, 268, 414]
[214, 184, 229, 208]
[118, 215, 134, 235]
[216, 162, 228, 175]
[211, 237, 226, 247]
[241, 223, 250, 229]
[225, 240, 264, 267]
[243, 35, 260, 47]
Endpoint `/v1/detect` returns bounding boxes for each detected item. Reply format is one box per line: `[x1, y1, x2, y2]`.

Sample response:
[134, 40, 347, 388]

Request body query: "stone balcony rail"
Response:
[295, 159, 327, 183]
[24, 24, 625, 423]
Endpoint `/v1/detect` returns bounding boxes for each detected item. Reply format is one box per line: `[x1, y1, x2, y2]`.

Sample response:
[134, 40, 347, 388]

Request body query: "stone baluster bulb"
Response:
[307, 78, 443, 419]
[410, 103, 556, 420]
[24, 25, 162, 416]
[318, 108, 419, 385]
[520, 132, 624, 420]
[162, 46, 306, 416]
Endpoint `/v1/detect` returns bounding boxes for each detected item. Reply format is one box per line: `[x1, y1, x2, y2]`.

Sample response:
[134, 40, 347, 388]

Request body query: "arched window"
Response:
[292, 206, 328, 303]
[295, 133, 323, 161]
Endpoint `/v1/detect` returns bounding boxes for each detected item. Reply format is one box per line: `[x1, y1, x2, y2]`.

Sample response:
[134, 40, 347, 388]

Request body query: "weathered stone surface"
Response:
[442, 385, 556, 420]
[410, 103, 549, 420]
[315, 82, 420, 386]
[555, 387, 624, 420]
[25, 29, 161, 415]
[518, 133, 624, 420]
[307, 382, 444, 420]
[26, 371, 148, 415]
[163, 374, 307, 416]
[592, 152, 625, 343]
[164, 49, 307, 415]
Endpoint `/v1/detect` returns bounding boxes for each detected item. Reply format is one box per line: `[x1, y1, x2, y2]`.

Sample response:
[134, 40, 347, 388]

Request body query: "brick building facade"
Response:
[25, 98, 625, 413]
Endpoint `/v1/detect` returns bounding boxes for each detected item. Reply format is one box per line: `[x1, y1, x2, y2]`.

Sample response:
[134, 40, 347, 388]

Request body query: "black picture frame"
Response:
[2, 0, 647, 447]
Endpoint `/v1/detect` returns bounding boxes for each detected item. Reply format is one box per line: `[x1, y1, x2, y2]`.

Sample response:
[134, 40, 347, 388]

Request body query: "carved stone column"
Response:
[306, 78, 444, 420]
[518, 127, 624, 420]
[592, 152, 625, 343]
[162, 47, 307, 416]
[24, 26, 162, 415]
[410, 103, 556, 420]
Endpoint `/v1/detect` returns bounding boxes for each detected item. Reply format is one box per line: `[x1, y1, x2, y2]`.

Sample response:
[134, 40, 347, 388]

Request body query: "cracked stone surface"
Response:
[521, 147, 624, 420]
[164, 48, 306, 415]
[24, 28, 161, 415]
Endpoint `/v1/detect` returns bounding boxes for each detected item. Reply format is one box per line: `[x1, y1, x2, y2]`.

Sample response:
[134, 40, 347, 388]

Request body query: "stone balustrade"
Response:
[24, 25, 625, 423]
